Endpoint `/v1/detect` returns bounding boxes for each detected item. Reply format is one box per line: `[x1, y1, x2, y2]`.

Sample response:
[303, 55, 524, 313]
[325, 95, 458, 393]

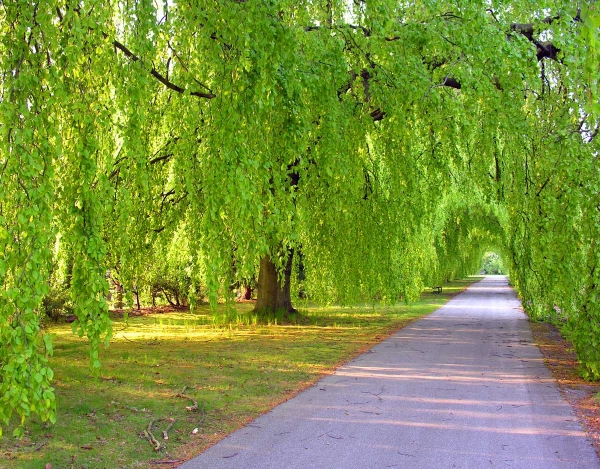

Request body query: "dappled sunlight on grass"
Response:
[0, 278, 480, 468]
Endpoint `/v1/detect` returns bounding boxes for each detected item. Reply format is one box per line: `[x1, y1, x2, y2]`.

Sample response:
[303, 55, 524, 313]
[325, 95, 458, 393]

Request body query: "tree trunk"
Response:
[115, 283, 124, 309]
[253, 251, 297, 314]
[162, 288, 176, 307]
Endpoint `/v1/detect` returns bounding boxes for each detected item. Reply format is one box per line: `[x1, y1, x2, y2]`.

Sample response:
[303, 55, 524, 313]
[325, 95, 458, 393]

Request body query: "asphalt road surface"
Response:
[180, 276, 600, 469]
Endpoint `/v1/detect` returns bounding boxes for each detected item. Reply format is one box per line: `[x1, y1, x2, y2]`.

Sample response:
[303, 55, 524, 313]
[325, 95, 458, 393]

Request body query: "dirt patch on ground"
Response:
[530, 321, 600, 457]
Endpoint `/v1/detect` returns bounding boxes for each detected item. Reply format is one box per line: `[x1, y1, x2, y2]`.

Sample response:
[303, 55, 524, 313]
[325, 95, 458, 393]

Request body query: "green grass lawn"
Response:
[0, 278, 480, 468]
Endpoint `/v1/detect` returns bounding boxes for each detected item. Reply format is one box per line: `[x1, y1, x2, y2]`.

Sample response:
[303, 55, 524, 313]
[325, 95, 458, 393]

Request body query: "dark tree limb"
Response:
[509, 10, 581, 61]
[55, 6, 215, 99]
[442, 76, 462, 89]
[361, 69, 372, 101]
[510, 10, 580, 41]
[534, 41, 560, 61]
[149, 153, 173, 165]
[370, 108, 385, 121]
[112, 40, 216, 99]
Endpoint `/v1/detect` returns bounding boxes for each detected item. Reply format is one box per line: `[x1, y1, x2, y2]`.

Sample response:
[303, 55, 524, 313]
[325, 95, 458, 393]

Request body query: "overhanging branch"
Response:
[112, 40, 216, 99]
[56, 6, 215, 100]
[508, 10, 581, 61]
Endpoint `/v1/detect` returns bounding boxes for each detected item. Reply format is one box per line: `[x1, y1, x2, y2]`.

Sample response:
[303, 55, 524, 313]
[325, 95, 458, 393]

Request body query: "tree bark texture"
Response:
[254, 252, 297, 314]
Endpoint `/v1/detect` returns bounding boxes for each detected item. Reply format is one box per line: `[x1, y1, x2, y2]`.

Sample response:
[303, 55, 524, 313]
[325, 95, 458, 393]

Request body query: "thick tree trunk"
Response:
[253, 251, 297, 314]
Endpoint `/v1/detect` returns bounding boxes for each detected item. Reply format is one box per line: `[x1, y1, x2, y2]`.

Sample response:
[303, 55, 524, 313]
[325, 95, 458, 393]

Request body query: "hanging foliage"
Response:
[2, 0, 600, 434]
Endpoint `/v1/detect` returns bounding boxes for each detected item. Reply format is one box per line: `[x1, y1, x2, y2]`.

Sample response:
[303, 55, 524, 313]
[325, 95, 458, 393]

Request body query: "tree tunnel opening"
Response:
[480, 252, 507, 275]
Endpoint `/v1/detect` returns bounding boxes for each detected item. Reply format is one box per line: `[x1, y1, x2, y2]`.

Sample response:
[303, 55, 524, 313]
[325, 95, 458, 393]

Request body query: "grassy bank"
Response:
[0, 278, 480, 468]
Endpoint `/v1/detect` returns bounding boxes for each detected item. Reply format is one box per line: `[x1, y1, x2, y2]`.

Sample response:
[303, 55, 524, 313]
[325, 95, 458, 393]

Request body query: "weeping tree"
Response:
[1, 0, 600, 436]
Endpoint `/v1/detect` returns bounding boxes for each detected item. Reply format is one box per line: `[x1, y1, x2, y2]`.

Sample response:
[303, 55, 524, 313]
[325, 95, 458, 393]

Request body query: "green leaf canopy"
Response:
[1, 0, 600, 433]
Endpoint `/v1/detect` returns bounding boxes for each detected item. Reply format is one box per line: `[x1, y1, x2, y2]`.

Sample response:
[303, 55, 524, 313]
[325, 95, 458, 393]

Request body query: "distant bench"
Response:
[432, 286, 442, 293]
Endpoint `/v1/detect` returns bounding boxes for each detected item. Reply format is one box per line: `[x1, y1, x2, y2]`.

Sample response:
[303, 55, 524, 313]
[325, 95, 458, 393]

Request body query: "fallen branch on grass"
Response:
[144, 419, 164, 451]
[111, 400, 149, 413]
[162, 419, 175, 440]
[175, 385, 199, 412]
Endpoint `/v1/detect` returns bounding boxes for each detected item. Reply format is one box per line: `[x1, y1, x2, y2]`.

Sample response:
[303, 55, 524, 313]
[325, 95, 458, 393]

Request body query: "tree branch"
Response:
[55, 6, 215, 99]
[149, 153, 173, 165]
[510, 10, 581, 61]
[510, 11, 580, 41]
[112, 40, 216, 99]
[442, 76, 461, 89]
[370, 108, 385, 121]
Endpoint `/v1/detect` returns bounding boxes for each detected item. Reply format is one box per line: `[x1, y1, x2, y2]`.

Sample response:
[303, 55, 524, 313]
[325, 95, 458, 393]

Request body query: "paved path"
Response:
[181, 276, 599, 469]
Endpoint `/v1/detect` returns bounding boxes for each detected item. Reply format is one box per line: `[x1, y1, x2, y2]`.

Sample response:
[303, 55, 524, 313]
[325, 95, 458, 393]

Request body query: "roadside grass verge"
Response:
[0, 277, 480, 468]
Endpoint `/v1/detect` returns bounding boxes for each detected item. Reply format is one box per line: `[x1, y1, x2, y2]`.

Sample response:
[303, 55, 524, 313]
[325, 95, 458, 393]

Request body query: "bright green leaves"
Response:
[48, 1, 117, 378]
[0, 0, 60, 439]
[0, 0, 119, 435]
[579, 4, 600, 116]
[2, 0, 600, 437]
[499, 41, 600, 378]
